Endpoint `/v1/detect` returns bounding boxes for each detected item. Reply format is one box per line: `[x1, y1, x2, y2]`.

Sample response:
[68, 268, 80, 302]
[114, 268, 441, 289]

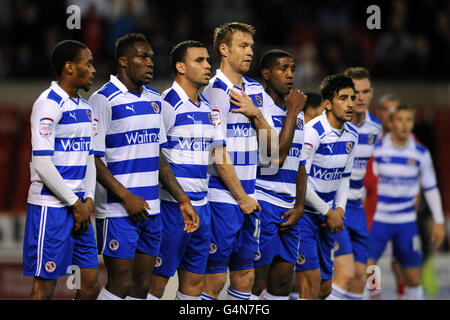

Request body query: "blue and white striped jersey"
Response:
[256, 104, 306, 208]
[28, 81, 94, 207]
[202, 69, 274, 205]
[159, 81, 226, 206]
[303, 111, 358, 215]
[373, 133, 438, 223]
[90, 75, 167, 218]
[348, 110, 382, 207]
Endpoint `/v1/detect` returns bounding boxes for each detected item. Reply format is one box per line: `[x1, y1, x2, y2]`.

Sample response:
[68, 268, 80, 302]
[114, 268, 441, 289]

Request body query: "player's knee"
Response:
[319, 280, 332, 300]
[230, 269, 254, 292]
[79, 280, 101, 300]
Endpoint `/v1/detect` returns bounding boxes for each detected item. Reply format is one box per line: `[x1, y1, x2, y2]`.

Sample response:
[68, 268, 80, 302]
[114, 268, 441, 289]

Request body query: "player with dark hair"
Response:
[148, 40, 224, 300]
[251, 49, 307, 300]
[23, 39, 99, 300]
[201, 22, 278, 300]
[303, 92, 325, 124]
[294, 74, 357, 299]
[90, 33, 198, 300]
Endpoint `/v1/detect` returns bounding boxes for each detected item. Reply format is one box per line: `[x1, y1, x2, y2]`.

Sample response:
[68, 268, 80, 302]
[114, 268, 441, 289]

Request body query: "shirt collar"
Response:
[171, 80, 190, 104]
[215, 69, 235, 90]
[50, 81, 71, 103]
[110, 74, 130, 93]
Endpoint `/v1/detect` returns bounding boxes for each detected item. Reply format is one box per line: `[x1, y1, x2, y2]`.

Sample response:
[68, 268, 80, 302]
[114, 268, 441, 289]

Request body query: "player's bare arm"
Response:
[279, 165, 307, 232]
[275, 89, 307, 167]
[211, 145, 261, 215]
[94, 156, 150, 222]
[158, 151, 199, 233]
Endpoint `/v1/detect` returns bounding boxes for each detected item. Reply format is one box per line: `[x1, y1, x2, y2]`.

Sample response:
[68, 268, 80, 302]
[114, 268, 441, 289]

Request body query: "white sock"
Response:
[176, 290, 201, 300]
[289, 292, 299, 300]
[249, 294, 260, 300]
[146, 293, 160, 300]
[345, 291, 364, 300]
[262, 291, 289, 300]
[325, 284, 347, 300]
[97, 287, 122, 300]
[201, 292, 216, 300]
[226, 287, 251, 300]
[125, 295, 143, 300]
[405, 286, 424, 300]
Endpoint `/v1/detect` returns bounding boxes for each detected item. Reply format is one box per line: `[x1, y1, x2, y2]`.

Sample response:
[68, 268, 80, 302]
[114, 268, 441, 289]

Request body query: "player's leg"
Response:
[366, 220, 393, 299]
[392, 259, 406, 299]
[294, 213, 322, 299]
[329, 254, 355, 299]
[393, 221, 424, 300]
[320, 279, 332, 299]
[227, 210, 261, 300]
[76, 268, 100, 300]
[96, 217, 139, 299]
[347, 209, 370, 299]
[72, 222, 100, 300]
[128, 214, 162, 299]
[252, 200, 281, 298]
[149, 201, 190, 298]
[296, 269, 321, 299]
[23, 204, 75, 300]
[265, 256, 295, 299]
[264, 211, 301, 300]
[252, 265, 270, 298]
[176, 204, 212, 299]
[203, 202, 243, 299]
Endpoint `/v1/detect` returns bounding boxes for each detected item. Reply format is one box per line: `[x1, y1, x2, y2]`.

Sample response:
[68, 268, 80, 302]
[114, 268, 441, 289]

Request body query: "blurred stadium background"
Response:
[0, 0, 449, 299]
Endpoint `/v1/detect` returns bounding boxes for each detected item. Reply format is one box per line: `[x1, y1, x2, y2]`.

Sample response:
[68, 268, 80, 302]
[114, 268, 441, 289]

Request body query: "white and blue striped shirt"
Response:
[203, 69, 274, 205]
[28, 81, 94, 207]
[373, 134, 438, 223]
[304, 111, 358, 215]
[90, 75, 167, 218]
[256, 104, 306, 208]
[348, 110, 382, 208]
[160, 81, 226, 206]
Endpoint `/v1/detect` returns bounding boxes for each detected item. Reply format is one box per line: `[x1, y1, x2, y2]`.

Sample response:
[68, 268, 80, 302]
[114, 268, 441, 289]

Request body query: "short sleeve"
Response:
[89, 93, 111, 157]
[420, 149, 438, 191]
[303, 124, 320, 173]
[30, 99, 62, 156]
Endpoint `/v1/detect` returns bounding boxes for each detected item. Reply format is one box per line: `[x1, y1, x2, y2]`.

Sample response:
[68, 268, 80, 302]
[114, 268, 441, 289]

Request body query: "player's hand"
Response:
[286, 89, 307, 115]
[430, 223, 446, 250]
[121, 192, 150, 223]
[323, 208, 345, 233]
[84, 197, 95, 216]
[72, 199, 91, 233]
[229, 88, 261, 119]
[179, 201, 200, 233]
[279, 206, 304, 232]
[238, 195, 261, 215]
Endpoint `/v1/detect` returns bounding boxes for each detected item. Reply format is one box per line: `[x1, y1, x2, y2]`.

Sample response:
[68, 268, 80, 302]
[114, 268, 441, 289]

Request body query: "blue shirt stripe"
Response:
[107, 157, 159, 175]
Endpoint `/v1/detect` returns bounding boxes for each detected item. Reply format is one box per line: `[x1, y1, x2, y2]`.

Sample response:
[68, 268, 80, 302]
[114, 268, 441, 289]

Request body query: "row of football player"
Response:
[23, 22, 445, 300]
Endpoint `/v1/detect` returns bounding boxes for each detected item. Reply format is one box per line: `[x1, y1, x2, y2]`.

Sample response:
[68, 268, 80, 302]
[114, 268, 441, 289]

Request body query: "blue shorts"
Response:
[205, 202, 260, 273]
[72, 222, 99, 269]
[254, 200, 300, 267]
[334, 205, 369, 264]
[96, 214, 162, 259]
[23, 204, 75, 279]
[368, 220, 422, 268]
[294, 213, 335, 281]
[153, 201, 211, 277]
